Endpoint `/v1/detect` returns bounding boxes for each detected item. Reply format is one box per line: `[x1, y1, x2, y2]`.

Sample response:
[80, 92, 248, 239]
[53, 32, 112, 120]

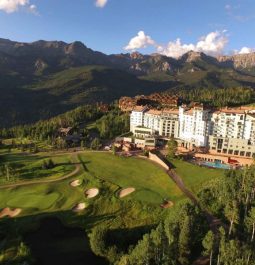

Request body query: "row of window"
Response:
[211, 148, 254, 158]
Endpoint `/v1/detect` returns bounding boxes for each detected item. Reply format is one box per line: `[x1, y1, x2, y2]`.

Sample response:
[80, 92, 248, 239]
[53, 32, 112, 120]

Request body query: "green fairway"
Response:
[0, 150, 75, 184]
[79, 152, 183, 203]
[0, 179, 83, 214]
[170, 159, 225, 193]
[0, 151, 225, 265]
[0, 152, 184, 217]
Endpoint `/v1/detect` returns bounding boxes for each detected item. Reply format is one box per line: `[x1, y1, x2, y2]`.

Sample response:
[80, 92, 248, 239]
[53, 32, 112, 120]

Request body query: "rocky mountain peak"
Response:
[65, 41, 88, 55]
[181, 50, 203, 62]
[130, 51, 144, 60]
[218, 53, 255, 68]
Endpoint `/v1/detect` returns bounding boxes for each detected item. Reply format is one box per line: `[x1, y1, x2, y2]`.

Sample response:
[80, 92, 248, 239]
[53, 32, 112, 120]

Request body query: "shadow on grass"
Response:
[2, 153, 49, 163]
[0, 211, 109, 265]
[105, 224, 156, 252]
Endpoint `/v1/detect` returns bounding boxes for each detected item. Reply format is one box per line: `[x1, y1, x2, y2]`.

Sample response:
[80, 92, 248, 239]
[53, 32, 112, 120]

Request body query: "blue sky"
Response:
[0, 0, 254, 57]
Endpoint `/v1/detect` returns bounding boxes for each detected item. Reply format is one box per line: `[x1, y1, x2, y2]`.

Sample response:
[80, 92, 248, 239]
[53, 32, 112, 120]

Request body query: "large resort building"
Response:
[130, 106, 179, 139]
[179, 104, 212, 148]
[129, 103, 255, 166]
[209, 107, 255, 159]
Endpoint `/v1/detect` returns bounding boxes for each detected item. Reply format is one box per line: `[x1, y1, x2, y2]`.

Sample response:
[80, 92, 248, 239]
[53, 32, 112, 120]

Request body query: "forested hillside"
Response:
[1, 38, 255, 128]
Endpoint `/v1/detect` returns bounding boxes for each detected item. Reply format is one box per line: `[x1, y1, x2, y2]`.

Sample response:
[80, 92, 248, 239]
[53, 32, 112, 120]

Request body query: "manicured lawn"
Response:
[0, 150, 75, 184]
[170, 159, 226, 193]
[0, 152, 186, 264]
[0, 152, 184, 217]
[0, 179, 84, 215]
[79, 152, 184, 203]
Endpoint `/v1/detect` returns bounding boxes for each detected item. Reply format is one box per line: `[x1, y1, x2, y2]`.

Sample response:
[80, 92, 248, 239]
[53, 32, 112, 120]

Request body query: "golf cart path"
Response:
[167, 169, 222, 233]
[0, 155, 81, 189]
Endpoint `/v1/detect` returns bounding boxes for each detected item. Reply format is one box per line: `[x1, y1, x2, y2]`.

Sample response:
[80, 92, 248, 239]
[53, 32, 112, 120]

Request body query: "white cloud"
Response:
[157, 38, 196, 58]
[161, 31, 228, 58]
[124, 31, 228, 58]
[0, 0, 28, 13]
[238, 47, 255, 54]
[124, 31, 156, 51]
[0, 0, 37, 14]
[196, 31, 228, 55]
[95, 0, 108, 8]
[28, 4, 38, 14]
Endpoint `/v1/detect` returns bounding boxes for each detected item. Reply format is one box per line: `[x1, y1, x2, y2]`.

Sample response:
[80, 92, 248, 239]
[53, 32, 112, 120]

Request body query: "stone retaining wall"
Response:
[148, 152, 169, 170]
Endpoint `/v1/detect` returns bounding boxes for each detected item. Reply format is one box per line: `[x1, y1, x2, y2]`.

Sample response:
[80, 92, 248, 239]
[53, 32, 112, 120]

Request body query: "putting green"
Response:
[6, 192, 61, 210]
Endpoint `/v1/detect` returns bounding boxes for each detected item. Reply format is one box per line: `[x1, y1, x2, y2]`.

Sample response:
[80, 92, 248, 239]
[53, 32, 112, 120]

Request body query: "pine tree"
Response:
[202, 231, 215, 265]
[178, 216, 191, 265]
[167, 137, 177, 159]
[246, 207, 255, 242]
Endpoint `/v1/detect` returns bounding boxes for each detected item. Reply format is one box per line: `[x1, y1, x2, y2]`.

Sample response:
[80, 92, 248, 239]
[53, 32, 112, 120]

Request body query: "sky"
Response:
[0, 0, 255, 57]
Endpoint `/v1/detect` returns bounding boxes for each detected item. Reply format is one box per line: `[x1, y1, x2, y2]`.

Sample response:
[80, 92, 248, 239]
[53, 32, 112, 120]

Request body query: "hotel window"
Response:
[246, 152, 251, 157]
[217, 139, 223, 149]
[240, 151, 245, 156]
[234, 150, 239, 155]
[228, 150, 233, 154]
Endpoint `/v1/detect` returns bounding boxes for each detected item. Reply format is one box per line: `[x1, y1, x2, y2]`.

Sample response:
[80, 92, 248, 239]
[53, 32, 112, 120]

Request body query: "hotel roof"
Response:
[145, 109, 162, 115]
[132, 105, 148, 112]
[162, 108, 179, 114]
[217, 108, 250, 114]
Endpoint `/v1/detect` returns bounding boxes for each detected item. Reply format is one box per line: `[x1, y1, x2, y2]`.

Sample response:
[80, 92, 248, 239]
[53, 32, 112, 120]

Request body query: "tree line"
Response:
[95, 109, 130, 139]
[0, 105, 103, 141]
[88, 165, 255, 265]
[169, 87, 255, 107]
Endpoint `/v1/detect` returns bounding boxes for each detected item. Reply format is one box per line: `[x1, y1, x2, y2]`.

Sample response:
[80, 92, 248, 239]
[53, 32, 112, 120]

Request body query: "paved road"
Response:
[0, 155, 81, 189]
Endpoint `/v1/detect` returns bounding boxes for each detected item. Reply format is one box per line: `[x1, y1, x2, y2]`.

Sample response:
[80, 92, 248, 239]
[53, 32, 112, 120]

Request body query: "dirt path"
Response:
[0, 155, 81, 189]
[167, 168, 224, 265]
[141, 154, 222, 265]
[167, 169, 222, 233]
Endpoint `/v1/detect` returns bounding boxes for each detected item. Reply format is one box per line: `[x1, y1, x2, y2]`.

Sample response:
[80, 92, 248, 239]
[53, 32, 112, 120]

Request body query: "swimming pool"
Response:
[200, 161, 231, 170]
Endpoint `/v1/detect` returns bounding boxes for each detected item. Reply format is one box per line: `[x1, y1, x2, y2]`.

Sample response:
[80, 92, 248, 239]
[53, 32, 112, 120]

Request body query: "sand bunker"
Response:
[72, 203, 86, 212]
[85, 188, 99, 198]
[119, 187, 135, 198]
[70, 179, 82, 187]
[160, 200, 174, 209]
[0, 207, 22, 218]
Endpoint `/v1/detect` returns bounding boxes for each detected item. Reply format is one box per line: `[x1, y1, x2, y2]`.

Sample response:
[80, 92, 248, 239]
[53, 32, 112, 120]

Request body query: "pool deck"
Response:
[194, 152, 252, 167]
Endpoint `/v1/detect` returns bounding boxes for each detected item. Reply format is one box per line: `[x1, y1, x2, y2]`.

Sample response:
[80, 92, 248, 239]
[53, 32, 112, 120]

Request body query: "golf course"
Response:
[0, 142, 227, 265]
[0, 145, 187, 264]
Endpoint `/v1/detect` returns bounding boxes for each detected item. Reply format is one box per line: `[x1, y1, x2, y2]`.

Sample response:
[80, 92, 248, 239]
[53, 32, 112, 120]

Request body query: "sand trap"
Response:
[160, 200, 174, 209]
[72, 203, 86, 212]
[85, 188, 99, 198]
[0, 207, 22, 218]
[119, 187, 135, 198]
[70, 179, 82, 187]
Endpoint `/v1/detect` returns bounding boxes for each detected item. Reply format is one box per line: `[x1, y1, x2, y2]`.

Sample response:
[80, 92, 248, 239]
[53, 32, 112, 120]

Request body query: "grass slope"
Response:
[0, 151, 184, 264]
[0, 152, 183, 216]
[0, 150, 74, 184]
[79, 152, 183, 203]
[170, 159, 225, 193]
[0, 151, 227, 264]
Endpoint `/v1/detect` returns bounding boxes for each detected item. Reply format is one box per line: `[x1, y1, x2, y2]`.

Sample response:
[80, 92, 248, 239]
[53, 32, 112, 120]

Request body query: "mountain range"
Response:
[1, 38, 255, 127]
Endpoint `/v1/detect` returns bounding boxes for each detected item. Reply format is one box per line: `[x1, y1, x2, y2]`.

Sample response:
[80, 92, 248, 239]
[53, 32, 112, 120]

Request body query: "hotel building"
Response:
[208, 107, 255, 158]
[130, 104, 255, 163]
